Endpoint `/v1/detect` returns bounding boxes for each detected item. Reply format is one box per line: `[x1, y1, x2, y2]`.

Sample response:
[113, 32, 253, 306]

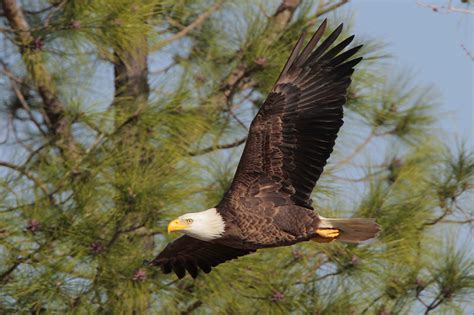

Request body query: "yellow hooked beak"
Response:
[167, 219, 188, 234]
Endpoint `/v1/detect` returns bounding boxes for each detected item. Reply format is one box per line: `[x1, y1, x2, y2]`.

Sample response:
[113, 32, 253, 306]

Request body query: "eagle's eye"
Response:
[185, 218, 193, 224]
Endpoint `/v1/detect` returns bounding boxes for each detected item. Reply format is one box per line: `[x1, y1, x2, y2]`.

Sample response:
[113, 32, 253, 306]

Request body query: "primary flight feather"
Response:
[151, 20, 380, 279]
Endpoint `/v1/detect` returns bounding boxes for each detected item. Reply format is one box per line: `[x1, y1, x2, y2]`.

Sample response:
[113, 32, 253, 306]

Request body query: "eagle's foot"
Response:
[316, 228, 340, 238]
[312, 228, 340, 243]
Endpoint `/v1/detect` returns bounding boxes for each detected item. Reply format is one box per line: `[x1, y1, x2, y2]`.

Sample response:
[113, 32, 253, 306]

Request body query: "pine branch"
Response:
[154, 2, 222, 50]
[111, 19, 149, 147]
[180, 301, 203, 315]
[460, 43, 474, 61]
[0, 161, 50, 197]
[314, 0, 349, 20]
[1, 61, 48, 136]
[333, 131, 377, 169]
[423, 210, 450, 226]
[328, 169, 386, 182]
[189, 0, 304, 162]
[293, 269, 342, 285]
[187, 0, 349, 159]
[46, 109, 143, 198]
[440, 219, 473, 224]
[112, 44, 150, 106]
[417, 0, 474, 15]
[416, 293, 429, 308]
[0, 259, 22, 282]
[189, 137, 247, 156]
[423, 291, 445, 314]
[218, 0, 301, 104]
[0, 245, 43, 283]
[361, 295, 383, 314]
[1, 0, 81, 161]
[0, 26, 13, 33]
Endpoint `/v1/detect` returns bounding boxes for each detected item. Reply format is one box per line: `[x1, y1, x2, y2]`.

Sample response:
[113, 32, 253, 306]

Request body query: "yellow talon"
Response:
[312, 228, 340, 243]
[315, 228, 340, 239]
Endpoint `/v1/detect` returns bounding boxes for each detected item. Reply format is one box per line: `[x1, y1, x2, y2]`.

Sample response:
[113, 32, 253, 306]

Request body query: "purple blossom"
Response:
[71, 20, 81, 29]
[26, 219, 41, 233]
[194, 74, 206, 83]
[133, 269, 147, 282]
[351, 255, 360, 266]
[33, 38, 43, 50]
[416, 278, 426, 288]
[112, 19, 123, 27]
[292, 250, 303, 259]
[89, 241, 104, 255]
[254, 57, 267, 66]
[271, 291, 285, 302]
[391, 158, 403, 169]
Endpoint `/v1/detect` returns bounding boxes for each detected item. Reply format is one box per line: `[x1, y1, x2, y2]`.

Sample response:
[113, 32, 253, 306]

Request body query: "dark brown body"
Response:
[215, 204, 320, 250]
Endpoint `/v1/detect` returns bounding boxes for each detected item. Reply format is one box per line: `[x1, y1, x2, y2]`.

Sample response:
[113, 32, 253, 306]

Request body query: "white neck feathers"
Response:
[179, 208, 225, 241]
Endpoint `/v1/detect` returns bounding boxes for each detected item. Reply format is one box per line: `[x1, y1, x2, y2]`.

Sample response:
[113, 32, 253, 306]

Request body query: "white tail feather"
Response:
[318, 216, 381, 243]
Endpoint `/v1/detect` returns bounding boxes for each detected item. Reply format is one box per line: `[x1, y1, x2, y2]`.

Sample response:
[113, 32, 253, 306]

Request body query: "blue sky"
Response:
[344, 0, 473, 146]
[339, 3, 472, 312]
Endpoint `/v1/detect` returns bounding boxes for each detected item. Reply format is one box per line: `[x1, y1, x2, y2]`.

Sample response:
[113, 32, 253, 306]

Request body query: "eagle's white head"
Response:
[167, 208, 225, 241]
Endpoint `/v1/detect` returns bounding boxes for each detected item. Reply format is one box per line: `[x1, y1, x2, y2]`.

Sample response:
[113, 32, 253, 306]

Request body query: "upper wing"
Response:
[220, 20, 362, 209]
[150, 236, 254, 279]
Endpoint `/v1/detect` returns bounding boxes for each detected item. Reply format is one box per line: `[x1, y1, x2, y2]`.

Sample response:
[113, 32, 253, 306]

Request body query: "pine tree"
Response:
[0, 1, 472, 314]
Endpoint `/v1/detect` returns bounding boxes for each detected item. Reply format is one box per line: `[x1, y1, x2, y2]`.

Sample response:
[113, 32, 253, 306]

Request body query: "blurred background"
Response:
[0, 0, 472, 314]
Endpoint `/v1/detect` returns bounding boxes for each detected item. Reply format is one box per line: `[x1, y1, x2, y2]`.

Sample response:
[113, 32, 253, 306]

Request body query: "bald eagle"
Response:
[151, 20, 380, 279]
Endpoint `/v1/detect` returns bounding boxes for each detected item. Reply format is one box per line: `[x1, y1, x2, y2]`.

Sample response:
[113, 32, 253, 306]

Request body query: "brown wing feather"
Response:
[150, 236, 254, 279]
[221, 20, 362, 209]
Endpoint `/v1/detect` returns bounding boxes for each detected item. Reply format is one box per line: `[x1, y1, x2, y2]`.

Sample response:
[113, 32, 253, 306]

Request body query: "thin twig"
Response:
[23, 5, 54, 15]
[416, 294, 430, 308]
[118, 223, 146, 234]
[424, 291, 445, 314]
[149, 62, 177, 76]
[306, 0, 350, 29]
[0, 111, 12, 144]
[439, 219, 473, 225]
[42, 0, 66, 28]
[231, 87, 257, 110]
[447, 0, 474, 14]
[460, 43, 474, 61]
[189, 137, 247, 156]
[180, 301, 203, 315]
[361, 295, 383, 314]
[23, 141, 51, 166]
[0, 245, 43, 282]
[0, 161, 50, 197]
[1, 62, 48, 136]
[293, 269, 342, 285]
[417, 0, 474, 15]
[153, 2, 221, 50]
[423, 209, 450, 226]
[228, 108, 248, 130]
[0, 26, 14, 33]
[334, 131, 376, 169]
[328, 169, 386, 182]
[314, 0, 349, 20]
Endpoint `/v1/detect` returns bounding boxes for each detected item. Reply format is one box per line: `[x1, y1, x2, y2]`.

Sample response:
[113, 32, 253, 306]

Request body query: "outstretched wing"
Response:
[151, 236, 255, 279]
[221, 20, 362, 209]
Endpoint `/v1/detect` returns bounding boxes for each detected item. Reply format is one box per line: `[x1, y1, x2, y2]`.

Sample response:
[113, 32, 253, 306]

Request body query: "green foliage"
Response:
[0, 0, 472, 314]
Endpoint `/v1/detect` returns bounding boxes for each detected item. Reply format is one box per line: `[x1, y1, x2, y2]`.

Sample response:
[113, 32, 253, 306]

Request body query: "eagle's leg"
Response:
[312, 228, 340, 243]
